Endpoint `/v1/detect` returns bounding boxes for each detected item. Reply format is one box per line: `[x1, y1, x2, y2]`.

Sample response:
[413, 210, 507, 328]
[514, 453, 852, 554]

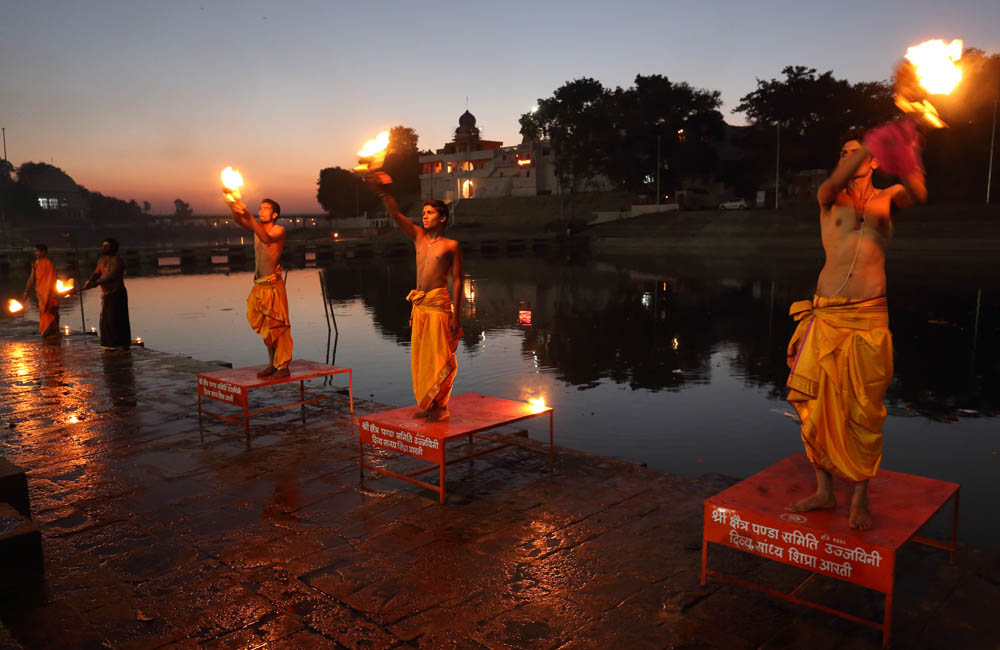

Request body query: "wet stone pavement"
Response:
[0, 320, 998, 650]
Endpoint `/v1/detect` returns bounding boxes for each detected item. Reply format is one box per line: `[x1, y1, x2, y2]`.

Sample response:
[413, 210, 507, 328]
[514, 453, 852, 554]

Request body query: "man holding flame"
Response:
[83, 238, 131, 350]
[785, 61, 930, 530]
[367, 172, 463, 422]
[223, 190, 293, 379]
[22, 243, 60, 337]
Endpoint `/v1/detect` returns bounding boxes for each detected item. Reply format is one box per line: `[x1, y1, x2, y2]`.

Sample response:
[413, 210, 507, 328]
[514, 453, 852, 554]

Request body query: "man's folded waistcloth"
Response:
[407, 287, 459, 410]
[247, 267, 293, 370]
[786, 295, 893, 483]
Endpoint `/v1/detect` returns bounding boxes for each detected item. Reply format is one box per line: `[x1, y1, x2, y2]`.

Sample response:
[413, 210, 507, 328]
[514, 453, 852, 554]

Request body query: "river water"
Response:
[5, 252, 999, 547]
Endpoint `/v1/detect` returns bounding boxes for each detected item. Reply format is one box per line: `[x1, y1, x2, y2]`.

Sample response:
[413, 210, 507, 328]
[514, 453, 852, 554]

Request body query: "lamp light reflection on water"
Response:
[68, 415, 80, 424]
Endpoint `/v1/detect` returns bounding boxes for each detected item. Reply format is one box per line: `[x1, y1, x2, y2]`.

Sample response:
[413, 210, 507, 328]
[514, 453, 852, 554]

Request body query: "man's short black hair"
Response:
[262, 198, 281, 217]
[34, 243, 48, 254]
[841, 128, 867, 148]
[103, 238, 120, 254]
[422, 200, 449, 225]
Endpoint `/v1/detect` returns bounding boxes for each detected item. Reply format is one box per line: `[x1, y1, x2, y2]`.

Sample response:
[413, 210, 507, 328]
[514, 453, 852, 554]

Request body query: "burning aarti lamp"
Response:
[221, 166, 244, 204]
[55, 278, 74, 295]
[353, 131, 390, 173]
[7, 299, 24, 314]
[894, 39, 963, 130]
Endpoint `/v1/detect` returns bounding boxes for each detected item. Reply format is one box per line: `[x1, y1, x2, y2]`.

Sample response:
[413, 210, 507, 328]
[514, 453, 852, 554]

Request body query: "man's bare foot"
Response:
[786, 492, 836, 513]
[425, 407, 449, 422]
[257, 365, 276, 378]
[849, 495, 873, 530]
[413, 409, 430, 418]
[272, 367, 290, 379]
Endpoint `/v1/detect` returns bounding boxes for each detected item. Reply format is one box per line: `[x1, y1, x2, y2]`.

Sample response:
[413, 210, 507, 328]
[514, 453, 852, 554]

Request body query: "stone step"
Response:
[0, 619, 25, 650]
[0, 458, 29, 518]
[0, 503, 42, 574]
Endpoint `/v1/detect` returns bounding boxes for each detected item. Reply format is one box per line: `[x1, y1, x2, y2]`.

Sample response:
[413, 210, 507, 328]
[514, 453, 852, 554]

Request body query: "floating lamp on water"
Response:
[8, 299, 24, 314]
[895, 39, 963, 129]
[134, 337, 143, 346]
[55, 278, 74, 294]
[63, 325, 71, 336]
[353, 131, 390, 172]
[528, 397, 547, 413]
[221, 166, 244, 203]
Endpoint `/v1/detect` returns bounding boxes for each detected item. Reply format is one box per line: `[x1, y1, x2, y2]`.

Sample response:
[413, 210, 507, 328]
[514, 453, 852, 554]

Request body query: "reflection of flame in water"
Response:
[8, 298, 24, 313]
[56, 278, 74, 293]
[68, 414, 80, 424]
[905, 39, 963, 95]
[528, 397, 547, 413]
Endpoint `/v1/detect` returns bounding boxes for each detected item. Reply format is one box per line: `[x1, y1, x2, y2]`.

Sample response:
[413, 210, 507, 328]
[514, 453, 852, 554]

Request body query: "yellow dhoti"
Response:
[786, 295, 893, 483]
[407, 288, 458, 410]
[33, 258, 60, 337]
[247, 268, 293, 370]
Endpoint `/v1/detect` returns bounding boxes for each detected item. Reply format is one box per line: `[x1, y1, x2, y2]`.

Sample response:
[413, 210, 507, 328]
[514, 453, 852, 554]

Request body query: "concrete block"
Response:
[0, 458, 29, 518]
[0, 503, 42, 573]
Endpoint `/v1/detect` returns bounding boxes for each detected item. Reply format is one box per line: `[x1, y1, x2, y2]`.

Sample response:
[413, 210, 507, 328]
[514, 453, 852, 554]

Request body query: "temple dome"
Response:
[458, 110, 477, 129]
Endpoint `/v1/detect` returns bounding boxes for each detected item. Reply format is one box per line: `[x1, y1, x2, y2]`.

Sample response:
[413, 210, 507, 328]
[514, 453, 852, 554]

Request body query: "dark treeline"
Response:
[521, 51, 1000, 202]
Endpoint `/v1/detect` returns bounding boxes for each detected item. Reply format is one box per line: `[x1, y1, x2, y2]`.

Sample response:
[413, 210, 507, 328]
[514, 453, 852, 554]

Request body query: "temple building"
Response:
[418, 110, 561, 202]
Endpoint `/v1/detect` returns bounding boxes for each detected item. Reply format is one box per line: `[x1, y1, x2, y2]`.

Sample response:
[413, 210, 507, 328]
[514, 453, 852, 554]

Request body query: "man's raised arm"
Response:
[818, 147, 872, 209]
[367, 172, 420, 241]
[227, 198, 284, 244]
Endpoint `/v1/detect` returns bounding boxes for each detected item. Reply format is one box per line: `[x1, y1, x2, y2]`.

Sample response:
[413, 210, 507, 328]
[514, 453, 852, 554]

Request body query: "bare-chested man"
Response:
[225, 194, 293, 378]
[83, 238, 131, 350]
[368, 172, 463, 422]
[785, 119, 926, 530]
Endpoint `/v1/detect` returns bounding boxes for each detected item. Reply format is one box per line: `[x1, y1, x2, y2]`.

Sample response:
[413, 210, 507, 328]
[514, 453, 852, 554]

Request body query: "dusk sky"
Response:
[2, 1, 998, 214]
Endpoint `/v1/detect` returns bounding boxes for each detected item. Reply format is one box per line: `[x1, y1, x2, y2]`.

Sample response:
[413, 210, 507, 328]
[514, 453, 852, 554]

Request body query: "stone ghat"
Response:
[0, 319, 997, 649]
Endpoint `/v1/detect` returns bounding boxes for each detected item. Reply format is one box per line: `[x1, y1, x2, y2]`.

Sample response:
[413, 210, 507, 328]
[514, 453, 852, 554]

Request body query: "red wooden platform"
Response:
[197, 359, 353, 435]
[358, 392, 554, 503]
[701, 453, 959, 648]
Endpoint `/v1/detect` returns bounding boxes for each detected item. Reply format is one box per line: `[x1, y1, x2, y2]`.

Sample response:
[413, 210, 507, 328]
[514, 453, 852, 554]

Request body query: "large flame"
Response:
[55, 278, 74, 294]
[354, 131, 390, 172]
[221, 166, 244, 192]
[905, 39, 963, 95]
[528, 397, 547, 413]
[8, 299, 24, 313]
[358, 131, 390, 158]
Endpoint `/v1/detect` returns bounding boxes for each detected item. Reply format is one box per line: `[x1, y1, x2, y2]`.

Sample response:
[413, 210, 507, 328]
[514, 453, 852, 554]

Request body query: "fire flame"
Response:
[905, 39, 963, 95]
[528, 397, 547, 413]
[358, 131, 390, 158]
[221, 166, 244, 203]
[56, 278, 74, 294]
[8, 299, 24, 313]
[354, 131, 390, 172]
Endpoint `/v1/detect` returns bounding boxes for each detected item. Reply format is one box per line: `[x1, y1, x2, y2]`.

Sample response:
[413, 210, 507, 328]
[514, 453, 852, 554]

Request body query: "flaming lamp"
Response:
[221, 166, 244, 204]
[8, 299, 24, 314]
[353, 131, 390, 172]
[896, 39, 963, 129]
[56, 278, 74, 294]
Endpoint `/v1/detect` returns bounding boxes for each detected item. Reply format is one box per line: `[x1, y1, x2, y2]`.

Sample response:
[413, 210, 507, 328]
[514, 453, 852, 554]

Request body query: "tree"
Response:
[605, 74, 726, 195]
[734, 66, 895, 187]
[519, 77, 615, 195]
[142, 201, 152, 214]
[316, 167, 377, 218]
[382, 125, 421, 197]
[174, 199, 193, 219]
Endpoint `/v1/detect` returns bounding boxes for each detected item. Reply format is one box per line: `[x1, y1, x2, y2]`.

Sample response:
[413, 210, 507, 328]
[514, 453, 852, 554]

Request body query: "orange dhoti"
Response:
[786, 295, 893, 483]
[33, 258, 60, 337]
[247, 268, 293, 370]
[407, 288, 458, 410]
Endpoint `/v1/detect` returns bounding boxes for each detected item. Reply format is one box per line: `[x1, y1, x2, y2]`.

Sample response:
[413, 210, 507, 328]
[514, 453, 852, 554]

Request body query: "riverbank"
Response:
[1, 320, 998, 649]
